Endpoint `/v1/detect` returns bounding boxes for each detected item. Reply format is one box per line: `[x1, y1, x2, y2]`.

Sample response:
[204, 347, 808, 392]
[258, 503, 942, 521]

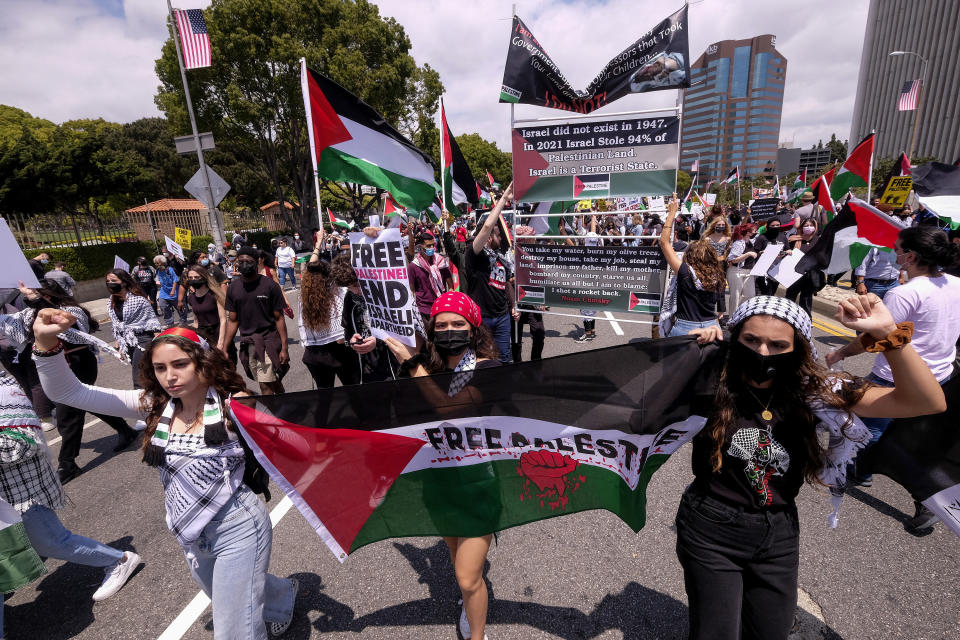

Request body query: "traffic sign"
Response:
[184, 167, 231, 208]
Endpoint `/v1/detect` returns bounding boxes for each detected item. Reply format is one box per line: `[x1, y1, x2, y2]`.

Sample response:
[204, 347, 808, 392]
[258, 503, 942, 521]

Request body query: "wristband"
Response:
[399, 352, 429, 372]
[859, 322, 914, 353]
[32, 340, 64, 357]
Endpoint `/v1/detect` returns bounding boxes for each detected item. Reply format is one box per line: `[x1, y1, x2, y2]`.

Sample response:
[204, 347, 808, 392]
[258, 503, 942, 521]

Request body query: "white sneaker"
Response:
[92, 551, 140, 601]
[458, 606, 489, 639]
[41, 421, 56, 432]
[133, 420, 147, 432]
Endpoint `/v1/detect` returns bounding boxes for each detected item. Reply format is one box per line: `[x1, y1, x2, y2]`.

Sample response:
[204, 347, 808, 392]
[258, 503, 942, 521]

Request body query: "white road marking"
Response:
[156, 496, 294, 640]
[604, 311, 624, 336]
[45, 418, 100, 446]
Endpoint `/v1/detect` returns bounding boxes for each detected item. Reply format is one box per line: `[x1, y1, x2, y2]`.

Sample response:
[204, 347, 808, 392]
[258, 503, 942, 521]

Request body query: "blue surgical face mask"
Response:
[423, 248, 435, 257]
[40, 259, 49, 265]
[200, 258, 210, 266]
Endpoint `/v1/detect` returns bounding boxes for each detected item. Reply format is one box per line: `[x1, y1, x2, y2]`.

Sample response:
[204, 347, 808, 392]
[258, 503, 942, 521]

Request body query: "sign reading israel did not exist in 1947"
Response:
[512, 114, 679, 203]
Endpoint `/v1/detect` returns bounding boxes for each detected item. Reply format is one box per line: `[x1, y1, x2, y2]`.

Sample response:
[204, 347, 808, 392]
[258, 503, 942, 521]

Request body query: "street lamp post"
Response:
[889, 50, 929, 161]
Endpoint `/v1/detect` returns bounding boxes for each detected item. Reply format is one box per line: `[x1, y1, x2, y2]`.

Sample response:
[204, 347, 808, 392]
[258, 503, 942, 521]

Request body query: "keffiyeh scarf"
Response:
[0, 308, 124, 362]
[658, 266, 705, 337]
[108, 295, 162, 352]
[446, 348, 477, 397]
[412, 252, 449, 299]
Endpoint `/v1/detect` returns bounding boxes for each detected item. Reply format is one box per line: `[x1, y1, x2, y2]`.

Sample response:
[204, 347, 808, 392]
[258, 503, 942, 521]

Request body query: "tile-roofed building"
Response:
[259, 200, 298, 232]
[125, 198, 211, 245]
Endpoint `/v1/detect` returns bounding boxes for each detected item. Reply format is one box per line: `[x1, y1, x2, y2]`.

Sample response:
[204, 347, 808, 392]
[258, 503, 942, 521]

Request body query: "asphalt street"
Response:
[6, 289, 959, 640]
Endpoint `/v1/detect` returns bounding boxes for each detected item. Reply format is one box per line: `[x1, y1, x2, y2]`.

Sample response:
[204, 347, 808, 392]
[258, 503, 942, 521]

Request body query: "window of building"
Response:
[731, 46, 751, 98]
[708, 57, 729, 94]
[752, 52, 770, 89]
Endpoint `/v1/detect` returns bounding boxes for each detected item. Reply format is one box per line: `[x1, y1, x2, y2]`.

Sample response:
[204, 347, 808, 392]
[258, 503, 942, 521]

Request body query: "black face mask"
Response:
[729, 339, 798, 384]
[106, 282, 123, 294]
[433, 329, 471, 356]
[237, 261, 257, 276]
[23, 297, 53, 310]
[188, 279, 206, 289]
[764, 227, 781, 239]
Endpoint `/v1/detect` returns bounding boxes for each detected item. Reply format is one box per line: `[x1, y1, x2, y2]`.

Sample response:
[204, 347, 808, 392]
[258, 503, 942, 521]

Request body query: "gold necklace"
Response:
[743, 385, 775, 422]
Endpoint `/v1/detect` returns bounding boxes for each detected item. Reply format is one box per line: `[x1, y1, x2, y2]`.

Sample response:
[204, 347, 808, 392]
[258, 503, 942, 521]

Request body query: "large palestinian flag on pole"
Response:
[229, 338, 719, 561]
[440, 100, 479, 215]
[795, 198, 904, 274]
[830, 133, 875, 201]
[300, 60, 438, 210]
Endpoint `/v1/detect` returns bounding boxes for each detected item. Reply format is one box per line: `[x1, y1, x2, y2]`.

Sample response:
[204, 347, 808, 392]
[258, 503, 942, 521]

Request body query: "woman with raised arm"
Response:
[31, 314, 298, 640]
[675, 294, 945, 640]
[384, 291, 500, 640]
[658, 195, 726, 336]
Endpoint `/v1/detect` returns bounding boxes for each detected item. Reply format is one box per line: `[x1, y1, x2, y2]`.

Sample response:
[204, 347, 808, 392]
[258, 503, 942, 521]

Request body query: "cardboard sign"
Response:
[749, 243, 782, 278]
[174, 227, 192, 249]
[0, 218, 41, 289]
[769, 249, 806, 288]
[113, 255, 130, 272]
[348, 228, 417, 346]
[164, 236, 185, 261]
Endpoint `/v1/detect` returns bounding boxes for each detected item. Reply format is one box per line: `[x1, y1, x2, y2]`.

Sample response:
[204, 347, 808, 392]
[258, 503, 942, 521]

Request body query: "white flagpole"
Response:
[165, 1, 224, 248]
[867, 129, 876, 199]
[439, 96, 449, 231]
[300, 58, 326, 231]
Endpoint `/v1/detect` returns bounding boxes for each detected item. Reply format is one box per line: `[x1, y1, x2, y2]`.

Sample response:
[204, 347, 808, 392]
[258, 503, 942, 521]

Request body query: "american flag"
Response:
[898, 79, 920, 111]
[174, 9, 211, 70]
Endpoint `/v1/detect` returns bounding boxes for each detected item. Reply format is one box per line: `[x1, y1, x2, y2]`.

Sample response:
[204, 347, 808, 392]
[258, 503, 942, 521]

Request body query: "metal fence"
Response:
[5, 212, 138, 249]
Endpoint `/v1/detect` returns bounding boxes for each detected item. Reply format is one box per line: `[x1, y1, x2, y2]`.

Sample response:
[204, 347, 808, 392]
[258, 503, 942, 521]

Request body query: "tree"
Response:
[154, 0, 443, 232]
[675, 170, 691, 196]
[826, 134, 847, 164]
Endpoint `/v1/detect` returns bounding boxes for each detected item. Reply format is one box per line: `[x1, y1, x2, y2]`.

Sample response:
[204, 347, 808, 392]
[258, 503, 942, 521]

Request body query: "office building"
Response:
[775, 146, 834, 177]
[849, 0, 960, 161]
[680, 35, 787, 183]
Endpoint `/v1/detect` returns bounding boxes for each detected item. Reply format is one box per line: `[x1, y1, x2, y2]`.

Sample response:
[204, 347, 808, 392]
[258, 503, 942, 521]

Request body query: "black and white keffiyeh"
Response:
[658, 266, 705, 337]
[108, 295, 161, 352]
[446, 348, 477, 397]
[728, 295, 813, 345]
[0, 308, 125, 362]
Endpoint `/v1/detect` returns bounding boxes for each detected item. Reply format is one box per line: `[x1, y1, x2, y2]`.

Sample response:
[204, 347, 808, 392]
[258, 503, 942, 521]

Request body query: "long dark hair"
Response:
[422, 316, 499, 373]
[300, 260, 337, 331]
[31, 280, 99, 333]
[106, 269, 146, 316]
[899, 225, 960, 272]
[705, 322, 866, 484]
[137, 336, 247, 464]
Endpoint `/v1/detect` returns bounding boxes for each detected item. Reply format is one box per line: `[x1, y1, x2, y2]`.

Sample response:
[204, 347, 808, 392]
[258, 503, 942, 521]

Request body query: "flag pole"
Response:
[300, 58, 326, 231]
[867, 129, 875, 198]
[165, 1, 224, 248]
[439, 96, 449, 232]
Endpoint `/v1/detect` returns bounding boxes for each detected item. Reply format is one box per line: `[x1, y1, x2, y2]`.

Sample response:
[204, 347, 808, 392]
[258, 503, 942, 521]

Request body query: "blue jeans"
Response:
[188, 487, 295, 640]
[668, 318, 719, 337]
[21, 504, 124, 567]
[865, 279, 899, 300]
[483, 314, 512, 363]
[277, 267, 297, 288]
[157, 297, 190, 327]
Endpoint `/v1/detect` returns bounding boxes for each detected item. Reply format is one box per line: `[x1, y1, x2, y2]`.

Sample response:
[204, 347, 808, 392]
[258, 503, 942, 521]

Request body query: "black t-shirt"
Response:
[691, 388, 808, 510]
[188, 290, 220, 326]
[676, 263, 721, 322]
[131, 265, 156, 286]
[224, 275, 285, 336]
[465, 248, 510, 318]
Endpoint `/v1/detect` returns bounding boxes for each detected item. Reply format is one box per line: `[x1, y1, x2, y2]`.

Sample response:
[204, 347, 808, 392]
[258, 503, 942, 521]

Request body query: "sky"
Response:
[1, 0, 869, 152]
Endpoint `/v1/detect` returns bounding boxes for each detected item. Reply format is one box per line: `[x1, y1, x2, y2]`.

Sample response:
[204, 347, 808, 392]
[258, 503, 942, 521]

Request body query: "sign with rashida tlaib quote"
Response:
[515, 243, 667, 314]
[511, 114, 679, 202]
[499, 6, 689, 113]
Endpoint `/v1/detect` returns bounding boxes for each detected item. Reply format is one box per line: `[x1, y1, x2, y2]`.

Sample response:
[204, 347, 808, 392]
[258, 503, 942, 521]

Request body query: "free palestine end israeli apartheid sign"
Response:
[512, 114, 679, 202]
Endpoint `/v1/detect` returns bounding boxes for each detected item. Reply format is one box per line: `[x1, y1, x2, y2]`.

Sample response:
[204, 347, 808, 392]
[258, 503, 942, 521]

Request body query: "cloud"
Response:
[2, 0, 868, 153]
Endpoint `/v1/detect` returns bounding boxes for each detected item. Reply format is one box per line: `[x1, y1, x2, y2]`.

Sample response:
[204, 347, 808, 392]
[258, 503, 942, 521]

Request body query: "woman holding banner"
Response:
[725, 223, 759, 312]
[679, 294, 945, 640]
[784, 219, 822, 316]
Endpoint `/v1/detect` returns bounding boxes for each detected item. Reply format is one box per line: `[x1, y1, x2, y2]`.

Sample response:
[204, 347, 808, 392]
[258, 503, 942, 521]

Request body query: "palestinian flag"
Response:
[861, 373, 960, 540]
[529, 201, 576, 237]
[788, 169, 806, 203]
[795, 198, 904, 275]
[681, 171, 698, 211]
[573, 174, 611, 199]
[874, 152, 913, 201]
[830, 133, 875, 201]
[517, 284, 544, 303]
[628, 291, 661, 314]
[722, 166, 739, 185]
[486, 170, 500, 189]
[810, 174, 836, 218]
[772, 175, 781, 200]
[477, 182, 492, 208]
[300, 60, 438, 210]
[917, 196, 960, 230]
[0, 499, 45, 592]
[383, 193, 406, 227]
[229, 338, 717, 561]
[440, 100, 479, 215]
[327, 208, 353, 230]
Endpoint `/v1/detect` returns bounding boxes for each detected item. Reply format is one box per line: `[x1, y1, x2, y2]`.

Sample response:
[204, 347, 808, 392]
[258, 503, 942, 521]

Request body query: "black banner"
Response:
[499, 6, 689, 114]
[515, 244, 667, 314]
[749, 198, 782, 222]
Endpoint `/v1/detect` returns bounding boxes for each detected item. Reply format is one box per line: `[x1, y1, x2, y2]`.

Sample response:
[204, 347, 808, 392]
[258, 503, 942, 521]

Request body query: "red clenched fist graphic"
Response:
[518, 450, 581, 511]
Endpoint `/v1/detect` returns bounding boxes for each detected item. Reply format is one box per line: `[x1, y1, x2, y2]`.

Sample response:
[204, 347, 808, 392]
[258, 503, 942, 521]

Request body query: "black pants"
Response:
[127, 333, 156, 389]
[57, 347, 136, 467]
[676, 489, 800, 640]
[197, 323, 238, 365]
[583, 319, 596, 333]
[785, 274, 814, 317]
[303, 342, 360, 389]
[512, 311, 545, 362]
[754, 276, 779, 297]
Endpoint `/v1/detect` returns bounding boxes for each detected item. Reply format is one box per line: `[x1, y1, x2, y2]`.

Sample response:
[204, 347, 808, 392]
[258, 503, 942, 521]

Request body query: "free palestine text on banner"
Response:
[499, 6, 689, 113]
[230, 338, 718, 560]
[512, 114, 679, 202]
[348, 228, 418, 346]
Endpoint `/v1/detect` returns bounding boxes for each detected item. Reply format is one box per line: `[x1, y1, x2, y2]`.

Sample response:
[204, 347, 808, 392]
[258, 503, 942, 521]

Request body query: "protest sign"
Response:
[750, 243, 783, 278]
[113, 255, 130, 272]
[164, 236, 185, 261]
[749, 198, 782, 222]
[0, 219, 41, 289]
[880, 176, 912, 207]
[499, 6, 689, 112]
[348, 228, 417, 347]
[512, 114, 679, 203]
[647, 196, 666, 211]
[515, 243, 667, 314]
[174, 227, 192, 249]
[704, 193, 717, 206]
[769, 249, 806, 288]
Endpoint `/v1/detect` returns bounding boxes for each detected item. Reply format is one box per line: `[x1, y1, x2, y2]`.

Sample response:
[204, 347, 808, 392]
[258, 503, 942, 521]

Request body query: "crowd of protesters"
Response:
[1, 179, 957, 640]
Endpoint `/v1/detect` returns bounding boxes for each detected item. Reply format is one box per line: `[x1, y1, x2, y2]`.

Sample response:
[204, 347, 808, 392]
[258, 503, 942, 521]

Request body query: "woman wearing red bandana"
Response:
[385, 291, 500, 640]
